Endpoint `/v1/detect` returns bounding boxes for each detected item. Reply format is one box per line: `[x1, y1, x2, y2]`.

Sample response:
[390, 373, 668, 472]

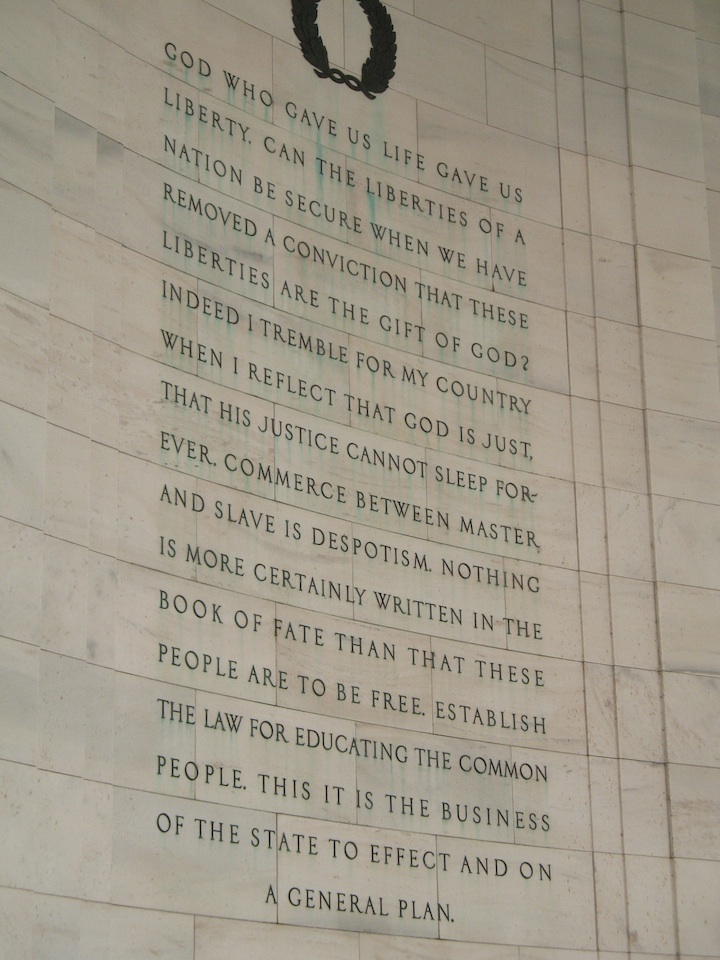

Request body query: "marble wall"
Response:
[1, 0, 718, 957]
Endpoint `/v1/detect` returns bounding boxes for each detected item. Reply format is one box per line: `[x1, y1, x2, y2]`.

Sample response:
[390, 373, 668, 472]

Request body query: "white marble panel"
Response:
[33, 895, 83, 959]
[195, 694, 360, 820]
[601, 403, 648, 494]
[417, 102, 562, 229]
[429, 641, 586, 753]
[647, 412, 720, 504]
[654, 498, 720, 591]
[46, 314, 93, 435]
[437, 835, 596, 949]
[0, 0, 56, 99]
[70, 0, 270, 104]
[207, 0, 338, 56]
[487, 50, 557, 146]
[557, 71, 587, 154]
[695, 0, 720, 40]
[633, 167, 710, 259]
[675, 858, 720, 956]
[344, 337, 571, 480]
[501, 561, 582, 661]
[363, 934, 514, 960]
[153, 293, 352, 430]
[425, 449, 577, 570]
[354, 726, 590, 850]
[584, 79, 629, 165]
[38, 652, 89, 777]
[96, 38, 126, 144]
[629, 91, 705, 181]
[269, 412, 430, 535]
[620, 759, 670, 857]
[523, 953, 602, 960]
[0, 887, 33, 959]
[115, 560, 276, 700]
[605, 489, 654, 581]
[277, 607, 433, 733]
[0, 518, 43, 646]
[41, 536, 88, 659]
[664, 672, 720, 767]
[0, 402, 46, 529]
[0, 288, 48, 417]
[594, 853, 628, 951]
[117, 245, 197, 359]
[117, 350, 274, 479]
[44, 424, 90, 546]
[0, 72, 53, 202]
[555, 71, 586, 153]
[625, 15, 700, 103]
[553, 0, 583, 75]
[584, 662, 618, 758]
[637, 246, 715, 340]
[580, 572, 613, 665]
[588, 158, 634, 245]
[597, 319, 643, 408]
[2, 0, 719, 953]
[625, 0, 695, 28]
[580, 2, 625, 86]
[90, 339, 122, 450]
[512, 749, 591, 850]
[121, 57, 180, 164]
[67, 899, 194, 960]
[575, 482, 608, 575]
[34, 771, 108, 898]
[418, 279, 568, 396]
[111, 786, 276, 919]
[92, 234, 124, 341]
[708, 189, 720, 270]
[123, 151, 275, 305]
[197, 917, 360, 960]
[698, 40, 720, 117]
[0, 636, 37, 765]
[658, 582, 720, 675]
[567, 316, 598, 401]
[610, 577, 659, 670]
[112, 671, 200, 798]
[589, 756, 623, 853]
[702, 115, 720, 192]
[0, 759, 37, 889]
[560, 151, 590, 234]
[625, 855, 677, 954]
[56, 8, 100, 129]
[50, 212, 96, 332]
[564, 230, 594, 317]
[669, 764, 720, 860]
[272, 36, 419, 176]
[592, 237, 638, 326]
[53, 110, 97, 226]
[345, 7, 487, 125]
[413, 0, 555, 68]
[271, 218, 419, 345]
[85, 554, 118, 668]
[0, 180, 51, 307]
[95, 133, 125, 240]
[615, 667, 665, 763]
[276, 816, 443, 938]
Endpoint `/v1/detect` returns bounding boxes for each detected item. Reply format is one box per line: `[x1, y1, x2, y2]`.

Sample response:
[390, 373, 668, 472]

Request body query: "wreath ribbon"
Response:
[292, 0, 397, 100]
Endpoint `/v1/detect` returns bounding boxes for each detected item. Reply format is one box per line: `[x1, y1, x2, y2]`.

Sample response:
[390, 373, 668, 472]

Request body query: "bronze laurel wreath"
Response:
[291, 0, 397, 100]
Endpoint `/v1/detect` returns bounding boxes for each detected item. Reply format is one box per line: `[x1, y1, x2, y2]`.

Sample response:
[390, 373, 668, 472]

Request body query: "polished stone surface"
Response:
[1, 0, 719, 956]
